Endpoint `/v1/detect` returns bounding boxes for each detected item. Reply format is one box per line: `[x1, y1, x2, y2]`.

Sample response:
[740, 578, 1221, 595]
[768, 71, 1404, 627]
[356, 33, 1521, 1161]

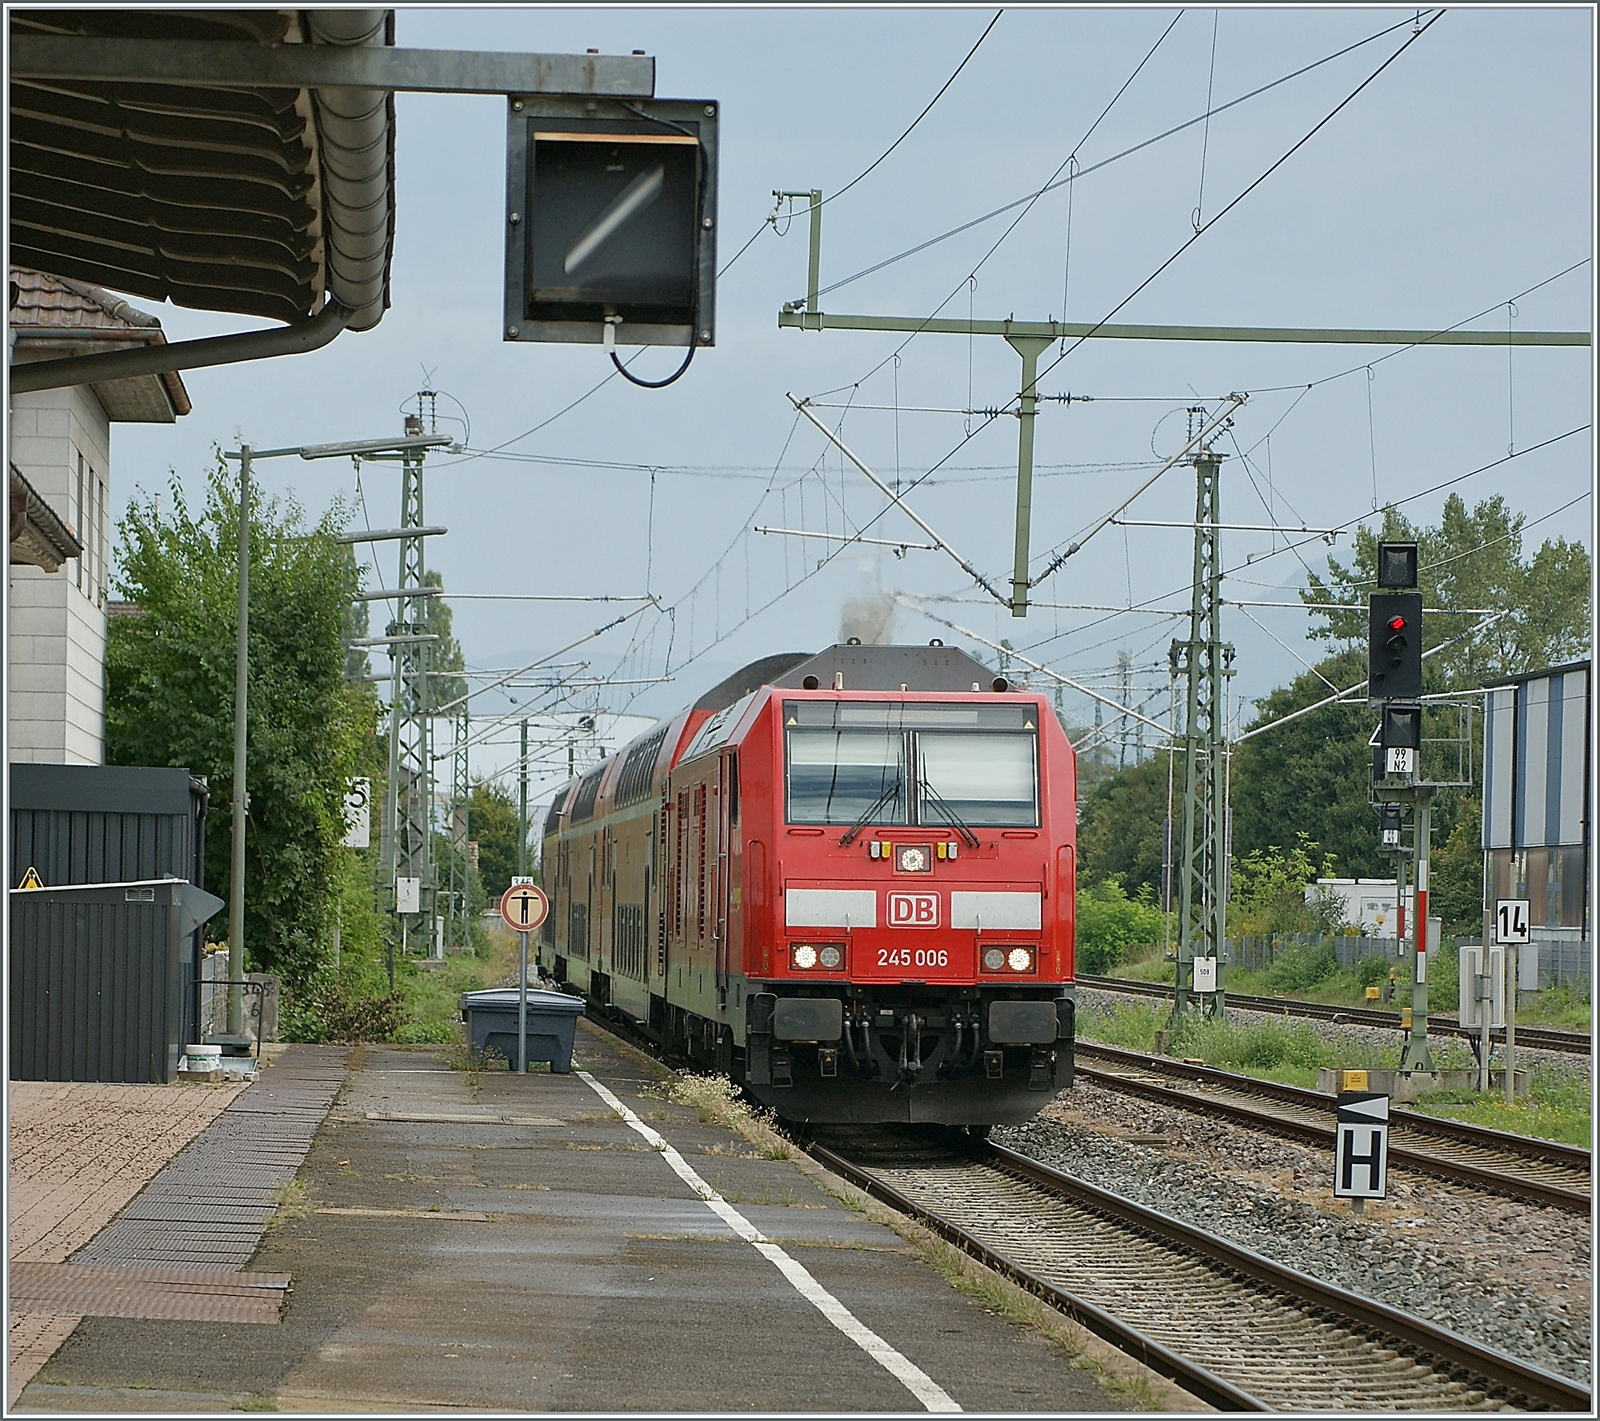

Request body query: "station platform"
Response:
[15, 1020, 1160, 1413]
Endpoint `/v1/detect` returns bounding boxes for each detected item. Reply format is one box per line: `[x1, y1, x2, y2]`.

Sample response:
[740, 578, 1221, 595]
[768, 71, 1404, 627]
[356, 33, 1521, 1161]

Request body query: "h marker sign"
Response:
[1333, 1091, 1389, 1201]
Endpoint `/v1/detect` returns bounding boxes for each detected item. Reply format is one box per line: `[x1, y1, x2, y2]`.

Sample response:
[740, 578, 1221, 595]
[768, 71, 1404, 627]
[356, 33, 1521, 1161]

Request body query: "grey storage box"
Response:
[460, 988, 585, 1072]
[10, 878, 226, 1084]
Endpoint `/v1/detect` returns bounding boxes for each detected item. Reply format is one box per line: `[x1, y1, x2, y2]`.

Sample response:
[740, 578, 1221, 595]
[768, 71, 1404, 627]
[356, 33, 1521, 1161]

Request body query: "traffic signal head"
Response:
[1379, 802, 1402, 846]
[505, 96, 718, 350]
[1376, 541, 1419, 589]
[1367, 592, 1422, 703]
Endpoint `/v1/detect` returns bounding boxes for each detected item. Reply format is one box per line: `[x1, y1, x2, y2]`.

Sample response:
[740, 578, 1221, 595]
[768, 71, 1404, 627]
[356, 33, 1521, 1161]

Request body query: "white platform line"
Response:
[578, 1070, 961, 1413]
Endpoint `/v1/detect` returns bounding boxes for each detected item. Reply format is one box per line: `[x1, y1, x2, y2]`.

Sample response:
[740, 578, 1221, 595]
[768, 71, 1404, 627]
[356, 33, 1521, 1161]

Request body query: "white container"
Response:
[182, 1044, 222, 1072]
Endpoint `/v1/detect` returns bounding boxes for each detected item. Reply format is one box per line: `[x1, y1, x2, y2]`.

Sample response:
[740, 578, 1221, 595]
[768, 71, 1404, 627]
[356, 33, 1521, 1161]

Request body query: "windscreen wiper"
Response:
[917, 773, 981, 850]
[839, 775, 902, 847]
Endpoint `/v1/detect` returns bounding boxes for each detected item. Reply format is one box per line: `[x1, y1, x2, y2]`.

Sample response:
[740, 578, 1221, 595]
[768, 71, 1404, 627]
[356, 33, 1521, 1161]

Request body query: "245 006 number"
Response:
[877, 948, 949, 969]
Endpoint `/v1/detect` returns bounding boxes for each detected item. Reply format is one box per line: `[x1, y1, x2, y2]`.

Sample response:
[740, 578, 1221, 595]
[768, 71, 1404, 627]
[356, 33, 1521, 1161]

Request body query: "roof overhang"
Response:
[9, 9, 397, 331]
[9, 463, 83, 572]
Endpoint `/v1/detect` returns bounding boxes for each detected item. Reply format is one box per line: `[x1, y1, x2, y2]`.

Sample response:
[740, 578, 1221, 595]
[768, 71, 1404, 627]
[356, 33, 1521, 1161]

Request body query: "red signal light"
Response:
[1388, 616, 1406, 631]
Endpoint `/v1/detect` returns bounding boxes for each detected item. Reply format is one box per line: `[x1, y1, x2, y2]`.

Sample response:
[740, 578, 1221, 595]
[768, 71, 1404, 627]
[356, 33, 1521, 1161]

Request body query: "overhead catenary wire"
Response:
[815, 11, 1437, 301]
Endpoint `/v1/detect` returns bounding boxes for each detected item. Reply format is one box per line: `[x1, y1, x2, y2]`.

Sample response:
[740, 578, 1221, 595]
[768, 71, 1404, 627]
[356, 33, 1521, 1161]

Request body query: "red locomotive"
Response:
[539, 642, 1076, 1124]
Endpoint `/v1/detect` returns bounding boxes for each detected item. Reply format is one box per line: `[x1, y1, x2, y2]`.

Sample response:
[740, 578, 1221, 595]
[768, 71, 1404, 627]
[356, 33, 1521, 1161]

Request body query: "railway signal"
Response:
[505, 96, 718, 356]
[1367, 593, 1423, 704]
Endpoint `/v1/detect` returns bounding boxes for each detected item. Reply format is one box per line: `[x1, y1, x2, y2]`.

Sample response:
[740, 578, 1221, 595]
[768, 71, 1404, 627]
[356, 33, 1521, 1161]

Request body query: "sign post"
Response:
[499, 881, 550, 1073]
[1495, 898, 1531, 1106]
[1333, 1091, 1390, 1213]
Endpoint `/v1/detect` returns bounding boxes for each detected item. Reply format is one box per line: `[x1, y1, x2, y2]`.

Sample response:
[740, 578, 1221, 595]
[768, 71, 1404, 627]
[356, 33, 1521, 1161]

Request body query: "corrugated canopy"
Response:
[8, 8, 396, 331]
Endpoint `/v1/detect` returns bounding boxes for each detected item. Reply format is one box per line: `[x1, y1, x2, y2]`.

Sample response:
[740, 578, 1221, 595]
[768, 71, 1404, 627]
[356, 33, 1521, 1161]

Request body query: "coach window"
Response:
[726, 752, 739, 826]
[918, 731, 1038, 827]
[786, 727, 907, 826]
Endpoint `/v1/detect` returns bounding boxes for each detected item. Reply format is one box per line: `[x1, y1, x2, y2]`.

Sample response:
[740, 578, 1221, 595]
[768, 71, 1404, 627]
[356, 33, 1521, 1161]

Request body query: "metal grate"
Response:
[72, 1045, 345, 1270]
[10, 1262, 290, 1324]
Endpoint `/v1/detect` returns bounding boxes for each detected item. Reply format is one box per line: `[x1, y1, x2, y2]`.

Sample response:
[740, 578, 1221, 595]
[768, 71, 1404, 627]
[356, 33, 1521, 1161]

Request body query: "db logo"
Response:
[888, 892, 940, 928]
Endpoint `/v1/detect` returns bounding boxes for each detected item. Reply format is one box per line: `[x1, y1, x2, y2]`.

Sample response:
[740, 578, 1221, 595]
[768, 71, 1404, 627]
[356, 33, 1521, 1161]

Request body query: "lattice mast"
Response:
[1172, 436, 1233, 1017]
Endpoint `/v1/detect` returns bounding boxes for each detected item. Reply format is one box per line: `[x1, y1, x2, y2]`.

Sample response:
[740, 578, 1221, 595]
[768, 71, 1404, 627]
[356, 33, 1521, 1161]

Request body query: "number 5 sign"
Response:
[500, 882, 549, 934]
[1494, 899, 1531, 945]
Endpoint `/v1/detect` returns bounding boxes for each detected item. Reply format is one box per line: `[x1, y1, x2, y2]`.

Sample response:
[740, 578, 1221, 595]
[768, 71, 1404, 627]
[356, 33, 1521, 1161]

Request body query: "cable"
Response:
[827, 10, 1002, 209]
[610, 340, 696, 389]
[815, 11, 1433, 301]
[1029, 10, 1446, 397]
[834, 10, 1183, 394]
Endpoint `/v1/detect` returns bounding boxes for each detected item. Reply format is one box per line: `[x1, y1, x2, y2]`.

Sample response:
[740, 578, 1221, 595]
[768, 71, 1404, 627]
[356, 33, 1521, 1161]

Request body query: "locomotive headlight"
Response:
[791, 943, 819, 970]
[818, 944, 843, 970]
[1007, 946, 1035, 973]
[982, 947, 1006, 972]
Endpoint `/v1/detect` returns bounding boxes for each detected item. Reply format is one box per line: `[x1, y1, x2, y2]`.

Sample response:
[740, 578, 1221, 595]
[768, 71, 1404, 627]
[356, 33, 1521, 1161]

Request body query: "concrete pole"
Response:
[226, 446, 251, 1038]
[1400, 787, 1436, 1073]
[1005, 335, 1051, 617]
[1480, 849, 1492, 1093]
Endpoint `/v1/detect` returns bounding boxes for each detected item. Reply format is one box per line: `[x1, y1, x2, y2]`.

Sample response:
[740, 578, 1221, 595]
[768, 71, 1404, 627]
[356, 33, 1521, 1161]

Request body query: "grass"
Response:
[392, 934, 521, 1045]
[265, 1179, 313, 1231]
[650, 1074, 793, 1159]
[1104, 941, 1592, 1031]
[1409, 1062, 1592, 1146]
[1078, 1000, 1591, 1141]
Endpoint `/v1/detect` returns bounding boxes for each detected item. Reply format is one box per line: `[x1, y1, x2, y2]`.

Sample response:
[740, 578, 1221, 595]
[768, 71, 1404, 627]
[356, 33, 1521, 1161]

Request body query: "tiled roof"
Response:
[9, 267, 192, 420]
[10, 266, 161, 331]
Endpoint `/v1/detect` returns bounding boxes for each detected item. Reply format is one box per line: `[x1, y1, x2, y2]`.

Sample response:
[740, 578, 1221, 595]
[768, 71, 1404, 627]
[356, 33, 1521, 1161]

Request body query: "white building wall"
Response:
[7, 383, 113, 765]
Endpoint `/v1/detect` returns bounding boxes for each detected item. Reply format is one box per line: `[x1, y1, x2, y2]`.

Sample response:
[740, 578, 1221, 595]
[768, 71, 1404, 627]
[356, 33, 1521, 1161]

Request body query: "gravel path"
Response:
[998, 1079, 1591, 1384]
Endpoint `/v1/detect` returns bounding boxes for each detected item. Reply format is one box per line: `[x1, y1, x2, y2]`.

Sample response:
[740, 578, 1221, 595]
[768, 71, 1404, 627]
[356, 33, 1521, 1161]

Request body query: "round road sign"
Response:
[499, 882, 549, 933]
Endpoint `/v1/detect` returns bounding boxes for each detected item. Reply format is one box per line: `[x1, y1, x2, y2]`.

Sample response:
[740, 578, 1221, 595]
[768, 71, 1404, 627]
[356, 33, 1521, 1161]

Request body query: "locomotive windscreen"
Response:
[783, 700, 1039, 827]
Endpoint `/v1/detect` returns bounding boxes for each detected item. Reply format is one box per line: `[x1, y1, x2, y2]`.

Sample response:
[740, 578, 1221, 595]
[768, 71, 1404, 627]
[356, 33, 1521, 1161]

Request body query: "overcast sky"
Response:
[108, 6, 1595, 806]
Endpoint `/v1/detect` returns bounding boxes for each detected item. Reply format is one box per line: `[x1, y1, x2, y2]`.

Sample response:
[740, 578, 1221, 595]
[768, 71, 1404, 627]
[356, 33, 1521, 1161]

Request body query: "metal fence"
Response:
[1225, 933, 1408, 974]
[1229, 931, 1591, 996]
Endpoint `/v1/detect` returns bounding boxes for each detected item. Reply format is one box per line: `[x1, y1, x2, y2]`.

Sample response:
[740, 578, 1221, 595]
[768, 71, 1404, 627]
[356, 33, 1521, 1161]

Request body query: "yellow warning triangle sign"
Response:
[18, 866, 44, 889]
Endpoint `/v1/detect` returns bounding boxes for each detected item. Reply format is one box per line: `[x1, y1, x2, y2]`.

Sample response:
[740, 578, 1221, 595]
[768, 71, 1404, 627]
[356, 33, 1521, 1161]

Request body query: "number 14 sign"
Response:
[1495, 899, 1531, 945]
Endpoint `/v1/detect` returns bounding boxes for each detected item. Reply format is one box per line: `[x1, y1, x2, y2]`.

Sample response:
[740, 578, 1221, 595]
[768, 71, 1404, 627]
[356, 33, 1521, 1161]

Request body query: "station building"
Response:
[1483, 660, 1591, 990]
[7, 267, 192, 765]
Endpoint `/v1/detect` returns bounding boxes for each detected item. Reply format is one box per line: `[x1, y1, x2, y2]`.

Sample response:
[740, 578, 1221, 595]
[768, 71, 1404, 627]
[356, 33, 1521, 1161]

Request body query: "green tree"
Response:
[1301, 493, 1591, 686]
[419, 570, 467, 709]
[469, 779, 528, 900]
[1075, 876, 1166, 974]
[106, 458, 375, 991]
[1227, 834, 1343, 937]
[1076, 754, 1176, 901]
[1429, 797, 1484, 935]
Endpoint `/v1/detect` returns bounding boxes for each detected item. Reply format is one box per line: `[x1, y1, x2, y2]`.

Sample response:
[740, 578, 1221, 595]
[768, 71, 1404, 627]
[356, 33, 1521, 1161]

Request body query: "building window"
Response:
[74, 452, 85, 593]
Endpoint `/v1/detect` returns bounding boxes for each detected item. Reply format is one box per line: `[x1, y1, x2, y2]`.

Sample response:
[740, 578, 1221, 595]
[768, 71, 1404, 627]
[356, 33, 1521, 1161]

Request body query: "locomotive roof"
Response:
[771, 642, 995, 692]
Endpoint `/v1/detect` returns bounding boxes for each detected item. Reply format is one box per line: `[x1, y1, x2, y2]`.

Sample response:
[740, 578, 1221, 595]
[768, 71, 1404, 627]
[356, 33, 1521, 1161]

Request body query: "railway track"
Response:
[1073, 1041, 1591, 1213]
[1076, 974, 1592, 1055]
[808, 1127, 1591, 1412]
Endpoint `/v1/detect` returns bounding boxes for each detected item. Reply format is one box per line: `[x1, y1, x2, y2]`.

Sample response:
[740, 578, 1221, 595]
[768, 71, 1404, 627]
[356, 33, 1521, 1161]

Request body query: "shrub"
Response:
[1354, 955, 1394, 989]
[1262, 941, 1339, 994]
[281, 980, 407, 1043]
[1076, 877, 1166, 975]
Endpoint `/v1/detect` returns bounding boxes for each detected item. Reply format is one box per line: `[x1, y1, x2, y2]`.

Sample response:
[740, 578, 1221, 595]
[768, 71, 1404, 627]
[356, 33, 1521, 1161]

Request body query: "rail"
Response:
[1076, 973, 1592, 1055]
[1074, 1040, 1588, 1212]
[807, 1129, 1591, 1412]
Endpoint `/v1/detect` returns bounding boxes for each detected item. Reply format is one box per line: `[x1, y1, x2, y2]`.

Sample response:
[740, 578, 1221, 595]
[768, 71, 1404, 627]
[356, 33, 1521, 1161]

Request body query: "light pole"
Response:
[225, 445, 252, 1042]
[217, 432, 451, 1045]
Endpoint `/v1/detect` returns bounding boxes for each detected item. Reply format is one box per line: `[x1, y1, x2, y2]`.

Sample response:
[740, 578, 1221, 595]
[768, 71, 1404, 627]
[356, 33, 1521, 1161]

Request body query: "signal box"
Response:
[504, 96, 718, 350]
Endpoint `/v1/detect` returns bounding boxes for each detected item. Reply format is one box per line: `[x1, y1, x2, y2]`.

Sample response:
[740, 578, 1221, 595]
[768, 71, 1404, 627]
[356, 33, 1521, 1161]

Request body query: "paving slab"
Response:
[20, 1029, 1136, 1413]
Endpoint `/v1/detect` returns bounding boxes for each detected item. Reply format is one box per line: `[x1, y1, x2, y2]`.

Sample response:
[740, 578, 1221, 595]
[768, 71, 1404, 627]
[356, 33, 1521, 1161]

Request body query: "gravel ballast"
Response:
[998, 1072, 1591, 1384]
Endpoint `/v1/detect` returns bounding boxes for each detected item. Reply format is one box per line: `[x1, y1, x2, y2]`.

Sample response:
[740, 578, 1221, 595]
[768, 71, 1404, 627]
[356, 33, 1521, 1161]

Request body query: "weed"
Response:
[231, 1396, 278, 1411]
[265, 1180, 312, 1230]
